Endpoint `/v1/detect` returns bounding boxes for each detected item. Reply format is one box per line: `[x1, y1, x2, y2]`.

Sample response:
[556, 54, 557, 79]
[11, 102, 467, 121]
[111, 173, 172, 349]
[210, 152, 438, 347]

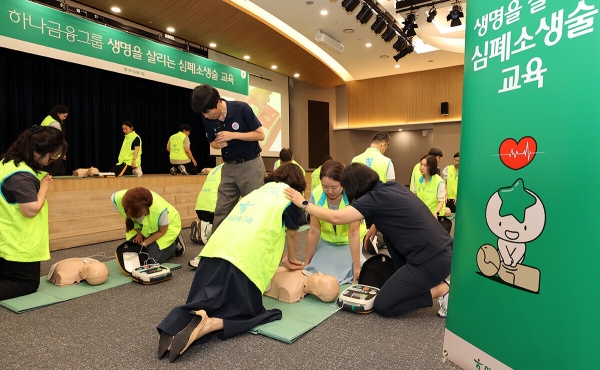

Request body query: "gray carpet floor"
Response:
[1, 227, 460, 369]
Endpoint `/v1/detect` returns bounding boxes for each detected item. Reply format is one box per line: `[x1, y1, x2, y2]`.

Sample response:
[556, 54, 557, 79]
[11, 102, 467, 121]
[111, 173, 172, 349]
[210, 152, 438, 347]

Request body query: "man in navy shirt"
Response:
[190, 84, 266, 232]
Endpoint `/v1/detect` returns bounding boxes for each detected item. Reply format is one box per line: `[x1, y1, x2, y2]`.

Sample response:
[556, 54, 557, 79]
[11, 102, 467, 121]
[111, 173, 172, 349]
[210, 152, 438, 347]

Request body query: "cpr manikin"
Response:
[264, 267, 339, 303]
[47, 258, 109, 286]
[72, 167, 100, 177]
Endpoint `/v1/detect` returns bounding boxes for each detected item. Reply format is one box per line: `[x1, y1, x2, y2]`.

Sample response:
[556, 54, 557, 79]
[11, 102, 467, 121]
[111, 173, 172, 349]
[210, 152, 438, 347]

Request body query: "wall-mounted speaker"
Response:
[441, 102, 449, 116]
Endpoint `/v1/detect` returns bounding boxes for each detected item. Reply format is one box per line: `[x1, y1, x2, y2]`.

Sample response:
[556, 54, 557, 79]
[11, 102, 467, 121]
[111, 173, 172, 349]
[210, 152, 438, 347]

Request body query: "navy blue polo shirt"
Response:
[202, 100, 262, 162]
[350, 181, 453, 265]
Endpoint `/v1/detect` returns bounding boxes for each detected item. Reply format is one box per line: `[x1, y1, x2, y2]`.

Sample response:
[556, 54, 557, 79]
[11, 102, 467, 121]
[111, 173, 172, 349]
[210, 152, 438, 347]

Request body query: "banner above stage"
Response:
[0, 0, 249, 96]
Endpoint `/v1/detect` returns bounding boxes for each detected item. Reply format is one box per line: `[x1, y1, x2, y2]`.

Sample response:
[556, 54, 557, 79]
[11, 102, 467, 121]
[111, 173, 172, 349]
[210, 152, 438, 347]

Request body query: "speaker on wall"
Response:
[441, 102, 449, 116]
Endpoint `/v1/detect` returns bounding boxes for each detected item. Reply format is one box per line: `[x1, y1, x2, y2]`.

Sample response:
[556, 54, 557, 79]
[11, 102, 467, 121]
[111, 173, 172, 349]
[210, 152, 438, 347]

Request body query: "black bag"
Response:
[357, 253, 396, 288]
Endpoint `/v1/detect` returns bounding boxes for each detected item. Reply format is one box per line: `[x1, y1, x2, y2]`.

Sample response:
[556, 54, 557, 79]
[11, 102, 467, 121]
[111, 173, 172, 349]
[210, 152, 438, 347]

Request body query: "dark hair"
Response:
[340, 163, 380, 202]
[423, 155, 438, 176]
[420, 154, 429, 161]
[454, 152, 459, 158]
[121, 187, 153, 231]
[122, 121, 134, 130]
[428, 147, 443, 157]
[321, 155, 333, 165]
[320, 160, 343, 182]
[190, 84, 221, 114]
[179, 124, 192, 132]
[1, 126, 66, 173]
[265, 163, 306, 193]
[48, 105, 69, 123]
[279, 148, 293, 162]
[371, 132, 390, 144]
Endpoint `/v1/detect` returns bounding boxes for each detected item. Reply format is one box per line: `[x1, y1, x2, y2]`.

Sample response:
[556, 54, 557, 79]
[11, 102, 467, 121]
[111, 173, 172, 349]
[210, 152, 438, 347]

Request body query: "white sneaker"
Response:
[188, 257, 199, 269]
[200, 221, 212, 245]
[132, 166, 143, 177]
[437, 293, 449, 318]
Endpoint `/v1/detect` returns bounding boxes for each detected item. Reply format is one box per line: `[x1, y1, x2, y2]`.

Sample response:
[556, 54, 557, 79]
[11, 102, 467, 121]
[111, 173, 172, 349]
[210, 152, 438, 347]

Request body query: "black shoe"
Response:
[169, 167, 177, 176]
[174, 234, 186, 257]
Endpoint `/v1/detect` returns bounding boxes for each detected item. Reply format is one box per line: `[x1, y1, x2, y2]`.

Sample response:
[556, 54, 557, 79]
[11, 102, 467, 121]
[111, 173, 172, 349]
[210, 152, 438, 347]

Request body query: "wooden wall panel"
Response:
[347, 66, 464, 127]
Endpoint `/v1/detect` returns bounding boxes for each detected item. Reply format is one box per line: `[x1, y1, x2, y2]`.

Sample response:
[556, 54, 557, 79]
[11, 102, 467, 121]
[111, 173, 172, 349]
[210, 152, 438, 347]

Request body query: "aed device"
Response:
[337, 284, 380, 313]
[131, 264, 172, 284]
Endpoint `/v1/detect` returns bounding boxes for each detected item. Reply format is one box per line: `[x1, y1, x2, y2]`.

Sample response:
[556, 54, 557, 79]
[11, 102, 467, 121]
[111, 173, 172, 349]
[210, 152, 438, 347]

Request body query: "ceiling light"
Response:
[166, 27, 175, 33]
[294, 73, 300, 77]
[209, 43, 216, 47]
[371, 16, 387, 34]
[356, 4, 373, 24]
[395, 64, 400, 68]
[392, 36, 407, 51]
[366, 43, 372, 47]
[271, 65, 277, 69]
[381, 25, 396, 42]
[341, 0, 361, 13]
[321, 10, 328, 15]
[402, 12, 418, 37]
[447, 1, 464, 27]
[393, 43, 414, 62]
[426, 6, 437, 23]
[110, 7, 121, 13]
[343, 28, 355, 34]
[243, 55, 250, 59]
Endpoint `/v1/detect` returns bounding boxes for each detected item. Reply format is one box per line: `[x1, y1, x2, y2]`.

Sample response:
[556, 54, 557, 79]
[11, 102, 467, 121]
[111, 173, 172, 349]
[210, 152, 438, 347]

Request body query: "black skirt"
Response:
[157, 257, 281, 342]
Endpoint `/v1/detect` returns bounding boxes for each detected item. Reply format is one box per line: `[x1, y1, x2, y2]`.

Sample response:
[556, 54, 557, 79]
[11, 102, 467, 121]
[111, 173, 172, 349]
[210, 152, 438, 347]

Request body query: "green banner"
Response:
[0, 0, 248, 95]
[445, 1, 600, 369]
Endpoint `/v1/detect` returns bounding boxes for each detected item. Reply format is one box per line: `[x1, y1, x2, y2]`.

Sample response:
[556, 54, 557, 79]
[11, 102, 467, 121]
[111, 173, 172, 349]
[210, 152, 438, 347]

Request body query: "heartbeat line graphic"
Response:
[494, 143, 544, 160]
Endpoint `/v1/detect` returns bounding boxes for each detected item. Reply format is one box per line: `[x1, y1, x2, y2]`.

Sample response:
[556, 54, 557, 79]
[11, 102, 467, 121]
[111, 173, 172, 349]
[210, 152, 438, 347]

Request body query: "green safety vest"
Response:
[41, 115, 60, 129]
[416, 174, 446, 214]
[311, 186, 367, 244]
[409, 162, 421, 191]
[200, 182, 292, 293]
[117, 132, 142, 167]
[351, 148, 391, 182]
[195, 164, 223, 212]
[113, 190, 181, 249]
[446, 165, 458, 199]
[311, 166, 322, 192]
[274, 159, 306, 176]
[169, 131, 188, 161]
[0, 160, 50, 262]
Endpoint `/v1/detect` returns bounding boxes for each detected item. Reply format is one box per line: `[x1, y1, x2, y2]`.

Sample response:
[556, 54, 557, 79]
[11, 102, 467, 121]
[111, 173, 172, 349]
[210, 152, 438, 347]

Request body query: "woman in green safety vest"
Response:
[305, 160, 366, 284]
[40, 105, 69, 176]
[111, 187, 185, 264]
[0, 126, 66, 300]
[157, 163, 306, 363]
[415, 155, 450, 219]
[111, 121, 142, 177]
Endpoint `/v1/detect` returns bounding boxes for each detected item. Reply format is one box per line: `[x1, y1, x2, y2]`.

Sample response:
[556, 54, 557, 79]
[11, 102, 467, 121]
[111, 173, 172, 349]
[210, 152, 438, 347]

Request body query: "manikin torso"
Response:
[264, 267, 339, 303]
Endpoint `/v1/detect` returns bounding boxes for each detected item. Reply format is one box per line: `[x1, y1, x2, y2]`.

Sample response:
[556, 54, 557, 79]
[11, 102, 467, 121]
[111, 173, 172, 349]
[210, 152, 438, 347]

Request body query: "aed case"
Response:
[115, 241, 172, 284]
[337, 284, 380, 313]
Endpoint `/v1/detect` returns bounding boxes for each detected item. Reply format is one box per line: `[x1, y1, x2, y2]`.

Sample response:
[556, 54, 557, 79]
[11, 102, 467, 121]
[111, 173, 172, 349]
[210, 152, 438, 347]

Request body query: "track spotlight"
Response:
[446, 1, 464, 27]
[356, 4, 373, 24]
[393, 44, 414, 62]
[392, 36, 407, 51]
[426, 6, 437, 23]
[402, 12, 418, 37]
[341, 0, 361, 13]
[371, 16, 387, 34]
[381, 25, 396, 42]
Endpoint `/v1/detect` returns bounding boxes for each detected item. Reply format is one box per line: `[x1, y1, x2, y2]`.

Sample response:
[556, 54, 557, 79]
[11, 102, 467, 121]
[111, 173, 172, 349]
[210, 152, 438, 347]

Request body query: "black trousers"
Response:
[195, 210, 214, 223]
[111, 163, 133, 176]
[0, 258, 41, 301]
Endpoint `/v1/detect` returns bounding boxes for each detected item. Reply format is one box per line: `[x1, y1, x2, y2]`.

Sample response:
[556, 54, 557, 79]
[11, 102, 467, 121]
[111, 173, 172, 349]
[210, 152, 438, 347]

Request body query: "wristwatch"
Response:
[301, 200, 309, 212]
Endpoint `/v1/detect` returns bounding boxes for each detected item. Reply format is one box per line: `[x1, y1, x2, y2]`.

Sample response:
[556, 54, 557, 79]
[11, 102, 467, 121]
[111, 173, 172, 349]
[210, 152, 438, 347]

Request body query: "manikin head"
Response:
[303, 272, 339, 303]
[80, 262, 109, 285]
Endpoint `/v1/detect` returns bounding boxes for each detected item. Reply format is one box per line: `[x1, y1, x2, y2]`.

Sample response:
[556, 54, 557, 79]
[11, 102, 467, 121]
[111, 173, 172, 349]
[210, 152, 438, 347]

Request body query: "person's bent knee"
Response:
[23, 280, 40, 295]
[374, 298, 400, 317]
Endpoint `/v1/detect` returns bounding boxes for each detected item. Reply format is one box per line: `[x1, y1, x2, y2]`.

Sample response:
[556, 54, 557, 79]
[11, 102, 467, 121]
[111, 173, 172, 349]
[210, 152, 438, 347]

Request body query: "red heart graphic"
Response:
[499, 137, 537, 170]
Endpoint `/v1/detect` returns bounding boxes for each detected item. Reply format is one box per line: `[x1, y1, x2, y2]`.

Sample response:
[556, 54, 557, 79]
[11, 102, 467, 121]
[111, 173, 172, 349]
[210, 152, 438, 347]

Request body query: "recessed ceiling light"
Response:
[343, 29, 354, 34]
[110, 7, 121, 13]
[380, 55, 389, 59]
[395, 64, 400, 68]
[294, 73, 300, 77]
[271, 65, 277, 69]
[209, 43, 216, 48]
[429, 60, 434, 62]
[321, 10, 328, 15]
[306, 0, 314, 4]
[398, 129, 403, 131]
[243, 55, 250, 60]
[366, 43, 372, 47]
[166, 27, 175, 33]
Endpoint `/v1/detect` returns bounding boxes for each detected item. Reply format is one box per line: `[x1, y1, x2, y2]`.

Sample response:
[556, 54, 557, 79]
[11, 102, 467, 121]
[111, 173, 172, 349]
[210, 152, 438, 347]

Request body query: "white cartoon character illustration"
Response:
[476, 178, 546, 293]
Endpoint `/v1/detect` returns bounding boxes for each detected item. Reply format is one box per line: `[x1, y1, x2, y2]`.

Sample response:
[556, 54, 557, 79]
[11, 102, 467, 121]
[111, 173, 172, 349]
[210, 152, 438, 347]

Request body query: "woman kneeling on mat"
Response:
[285, 163, 453, 318]
[157, 163, 306, 362]
[111, 187, 185, 264]
[0, 126, 66, 300]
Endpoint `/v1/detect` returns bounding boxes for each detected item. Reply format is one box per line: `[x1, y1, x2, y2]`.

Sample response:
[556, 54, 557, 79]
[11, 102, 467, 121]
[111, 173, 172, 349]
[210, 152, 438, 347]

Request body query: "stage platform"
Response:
[46, 174, 207, 251]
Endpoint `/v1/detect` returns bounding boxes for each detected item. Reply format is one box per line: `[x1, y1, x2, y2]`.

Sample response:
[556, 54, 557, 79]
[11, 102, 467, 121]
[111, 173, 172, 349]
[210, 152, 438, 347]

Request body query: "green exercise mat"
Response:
[0, 260, 181, 313]
[249, 284, 350, 343]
